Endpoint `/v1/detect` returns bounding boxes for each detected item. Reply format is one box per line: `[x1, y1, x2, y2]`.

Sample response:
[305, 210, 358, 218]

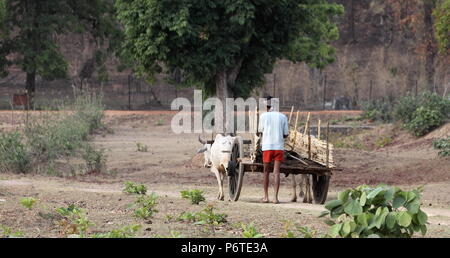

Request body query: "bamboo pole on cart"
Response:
[317, 119, 321, 140]
[288, 106, 294, 126]
[291, 111, 300, 150]
[326, 122, 330, 168]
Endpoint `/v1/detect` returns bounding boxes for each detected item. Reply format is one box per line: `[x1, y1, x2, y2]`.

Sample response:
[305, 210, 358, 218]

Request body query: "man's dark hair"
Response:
[265, 95, 273, 109]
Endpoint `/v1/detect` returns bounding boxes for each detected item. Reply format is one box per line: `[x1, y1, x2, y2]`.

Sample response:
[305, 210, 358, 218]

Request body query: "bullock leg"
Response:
[290, 174, 297, 202]
[219, 172, 225, 201]
[211, 167, 223, 200]
[302, 175, 312, 203]
[299, 175, 305, 198]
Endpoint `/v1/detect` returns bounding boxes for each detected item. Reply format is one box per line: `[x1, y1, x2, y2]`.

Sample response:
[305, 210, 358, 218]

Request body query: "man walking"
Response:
[258, 96, 289, 204]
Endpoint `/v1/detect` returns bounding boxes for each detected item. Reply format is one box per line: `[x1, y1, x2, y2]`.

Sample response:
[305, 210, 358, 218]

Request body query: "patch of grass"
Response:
[0, 225, 24, 238]
[155, 118, 165, 126]
[241, 223, 264, 238]
[136, 143, 148, 152]
[0, 131, 31, 173]
[433, 137, 450, 157]
[281, 221, 319, 238]
[374, 135, 393, 148]
[180, 189, 206, 205]
[55, 204, 94, 238]
[20, 197, 37, 210]
[123, 181, 147, 195]
[91, 225, 142, 238]
[131, 193, 158, 220]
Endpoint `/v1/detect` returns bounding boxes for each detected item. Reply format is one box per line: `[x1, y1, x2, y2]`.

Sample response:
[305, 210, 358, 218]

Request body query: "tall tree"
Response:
[434, 0, 450, 53]
[115, 0, 344, 100]
[0, 0, 121, 107]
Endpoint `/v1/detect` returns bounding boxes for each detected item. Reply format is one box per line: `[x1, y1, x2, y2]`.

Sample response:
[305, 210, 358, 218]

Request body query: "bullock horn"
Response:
[198, 135, 207, 144]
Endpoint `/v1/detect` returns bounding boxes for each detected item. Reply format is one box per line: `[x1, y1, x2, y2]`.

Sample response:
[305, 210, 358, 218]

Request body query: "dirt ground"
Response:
[0, 110, 449, 238]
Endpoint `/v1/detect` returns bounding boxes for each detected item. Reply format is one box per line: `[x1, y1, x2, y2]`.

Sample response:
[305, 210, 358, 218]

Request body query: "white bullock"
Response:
[198, 134, 234, 200]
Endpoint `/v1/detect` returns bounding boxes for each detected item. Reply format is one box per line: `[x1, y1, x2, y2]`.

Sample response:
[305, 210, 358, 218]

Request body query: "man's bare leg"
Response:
[262, 163, 270, 203]
[273, 160, 281, 204]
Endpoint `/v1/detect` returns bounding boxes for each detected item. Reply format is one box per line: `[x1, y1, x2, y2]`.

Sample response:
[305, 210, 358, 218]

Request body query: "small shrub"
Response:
[155, 118, 164, 126]
[433, 137, 450, 157]
[123, 181, 147, 195]
[0, 132, 30, 173]
[0, 225, 24, 238]
[92, 225, 141, 238]
[375, 136, 392, 148]
[320, 184, 428, 238]
[176, 205, 228, 233]
[241, 223, 263, 238]
[82, 144, 107, 174]
[404, 107, 446, 137]
[281, 220, 318, 238]
[132, 193, 158, 220]
[361, 97, 395, 122]
[180, 189, 206, 205]
[136, 143, 148, 152]
[55, 204, 93, 237]
[20, 197, 37, 210]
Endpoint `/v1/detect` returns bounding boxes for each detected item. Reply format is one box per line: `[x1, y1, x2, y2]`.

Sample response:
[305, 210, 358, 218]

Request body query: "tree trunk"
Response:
[25, 71, 36, 109]
[215, 69, 231, 134]
[423, 1, 436, 92]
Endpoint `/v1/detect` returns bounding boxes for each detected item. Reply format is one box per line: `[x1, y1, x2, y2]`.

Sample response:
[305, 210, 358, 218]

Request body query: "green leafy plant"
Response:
[123, 181, 147, 195]
[92, 225, 142, 238]
[0, 132, 30, 173]
[180, 189, 206, 205]
[176, 205, 227, 234]
[433, 137, 450, 157]
[20, 197, 37, 210]
[0, 225, 24, 238]
[136, 143, 148, 152]
[241, 223, 263, 238]
[82, 144, 107, 174]
[131, 193, 158, 220]
[281, 220, 318, 238]
[55, 204, 94, 237]
[320, 185, 428, 238]
[155, 118, 164, 126]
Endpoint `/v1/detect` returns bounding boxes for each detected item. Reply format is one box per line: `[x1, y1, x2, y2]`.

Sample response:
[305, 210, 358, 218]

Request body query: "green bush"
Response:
[132, 193, 158, 220]
[433, 137, 450, 157]
[82, 144, 107, 174]
[20, 197, 37, 210]
[361, 97, 395, 122]
[180, 189, 206, 205]
[395, 92, 450, 137]
[0, 132, 30, 173]
[123, 181, 147, 195]
[320, 184, 428, 238]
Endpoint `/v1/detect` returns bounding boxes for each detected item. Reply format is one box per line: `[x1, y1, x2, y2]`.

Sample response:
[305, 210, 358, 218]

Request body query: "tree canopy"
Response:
[116, 0, 344, 99]
[434, 0, 450, 53]
[0, 0, 122, 106]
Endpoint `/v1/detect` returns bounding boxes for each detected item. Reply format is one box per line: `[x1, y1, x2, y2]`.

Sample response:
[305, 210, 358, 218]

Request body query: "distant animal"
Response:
[198, 134, 235, 201]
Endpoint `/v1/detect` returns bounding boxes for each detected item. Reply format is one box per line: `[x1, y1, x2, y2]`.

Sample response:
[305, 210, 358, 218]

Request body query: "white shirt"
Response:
[258, 111, 289, 151]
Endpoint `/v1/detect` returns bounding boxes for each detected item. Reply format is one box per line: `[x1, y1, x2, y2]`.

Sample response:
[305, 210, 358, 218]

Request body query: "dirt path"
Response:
[1, 111, 450, 237]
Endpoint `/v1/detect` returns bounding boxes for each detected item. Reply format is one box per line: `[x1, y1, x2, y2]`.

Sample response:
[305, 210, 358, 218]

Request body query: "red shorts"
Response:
[263, 150, 284, 163]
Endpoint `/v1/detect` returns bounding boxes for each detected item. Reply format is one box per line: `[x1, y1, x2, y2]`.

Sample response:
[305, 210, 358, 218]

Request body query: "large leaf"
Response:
[406, 200, 420, 214]
[329, 223, 342, 238]
[386, 212, 397, 230]
[325, 199, 343, 211]
[344, 200, 363, 216]
[384, 187, 395, 202]
[338, 190, 351, 203]
[417, 210, 428, 225]
[367, 187, 384, 199]
[393, 195, 406, 208]
[420, 225, 427, 236]
[359, 192, 367, 206]
[340, 221, 351, 237]
[357, 214, 368, 227]
[397, 211, 412, 227]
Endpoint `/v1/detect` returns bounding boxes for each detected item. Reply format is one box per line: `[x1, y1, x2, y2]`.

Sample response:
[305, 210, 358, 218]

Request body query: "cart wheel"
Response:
[228, 136, 245, 201]
[312, 174, 330, 204]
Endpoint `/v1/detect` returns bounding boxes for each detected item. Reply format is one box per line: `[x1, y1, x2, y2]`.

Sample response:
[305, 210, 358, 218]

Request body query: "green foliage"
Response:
[0, 0, 124, 92]
[123, 181, 147, 195]
[136, 143, 148, 152]
[180, 189, 206, 205]
[132, 193, 158, 220]
[320, 185, 428, 238]
[92, 225, 142, 238]
[0, 131, 30, 173]
[177, 205, 228, 232]
[433, 137, 450, 157]
[0, 225, 23, 238]
[361, 97, 395, 122]
[115, 0, 343, 98]
[241, 223, 263, 238]
[55, 204, 94, 237]
[394, 92, 450, 137]
[281, 220, 318, 238]
[434, 0, 450, 53]
[20, 197, 37, 210]
[82, 144, 107, 174]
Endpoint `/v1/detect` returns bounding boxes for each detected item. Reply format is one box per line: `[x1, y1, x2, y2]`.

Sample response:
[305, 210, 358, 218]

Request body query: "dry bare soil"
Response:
[0, 111, 449, 238]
